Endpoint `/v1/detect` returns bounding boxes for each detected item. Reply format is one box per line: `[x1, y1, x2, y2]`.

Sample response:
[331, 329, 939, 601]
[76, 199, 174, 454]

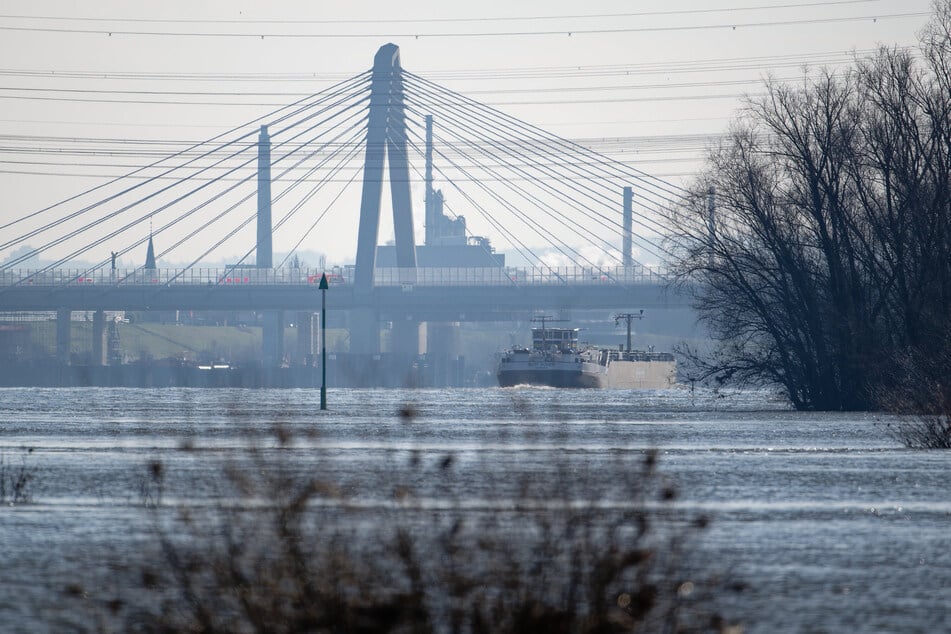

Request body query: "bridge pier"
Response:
[261, 311, 284, 367]
[425, 321, 463, 387]
[350, 307, 380, 354]
[295, 311, 315, 366]
[56, 309, 71, 365]
[390, 317, 421, 357]
[91, 309, 106, 366]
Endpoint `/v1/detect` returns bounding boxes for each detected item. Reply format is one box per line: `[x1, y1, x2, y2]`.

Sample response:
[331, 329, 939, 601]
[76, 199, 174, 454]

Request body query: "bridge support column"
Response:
[56, 309, 71, 365]
[262, 311, 284, 367]
[350, 307, 380, 355]
[91, 310, 106, 366]
[295, 312, 314, 366]
[389, 317, 421, 387]
[425, 321, 463, 387]
[391, 318, 421, 357]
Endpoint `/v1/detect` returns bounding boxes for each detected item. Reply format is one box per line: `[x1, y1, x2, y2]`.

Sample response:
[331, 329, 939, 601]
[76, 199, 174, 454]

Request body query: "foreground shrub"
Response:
[886, 416, 951, 450]
[0, 447, 35, 505]
[881, 345, 951, 449]
[67, 420, 739, 633]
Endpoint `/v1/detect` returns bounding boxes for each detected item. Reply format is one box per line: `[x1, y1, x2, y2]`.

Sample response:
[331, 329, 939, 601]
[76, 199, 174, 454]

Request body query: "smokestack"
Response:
[622, 186, 633, 267]
[425, 114, 434, 245]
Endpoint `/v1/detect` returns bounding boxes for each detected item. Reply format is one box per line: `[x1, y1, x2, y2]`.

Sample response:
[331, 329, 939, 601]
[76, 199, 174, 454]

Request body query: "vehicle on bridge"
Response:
[307, 268, 346, 285]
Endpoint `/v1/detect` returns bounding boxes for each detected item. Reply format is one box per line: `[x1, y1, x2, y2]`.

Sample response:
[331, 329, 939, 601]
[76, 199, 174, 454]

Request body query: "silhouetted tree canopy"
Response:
[668, 1, 951, 411]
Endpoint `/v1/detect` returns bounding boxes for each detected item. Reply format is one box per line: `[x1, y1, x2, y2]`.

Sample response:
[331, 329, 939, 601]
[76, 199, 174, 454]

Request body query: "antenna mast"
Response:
[614, 310, 645, 352]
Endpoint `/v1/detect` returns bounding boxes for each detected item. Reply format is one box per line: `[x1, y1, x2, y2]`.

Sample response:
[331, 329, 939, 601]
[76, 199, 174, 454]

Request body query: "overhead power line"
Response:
[0, 75, 787, 97]
[0, 2, 887, 26]
[0, 90, 763, 107]
[0, 11, 929, 39]
[0, 48, 888, 84]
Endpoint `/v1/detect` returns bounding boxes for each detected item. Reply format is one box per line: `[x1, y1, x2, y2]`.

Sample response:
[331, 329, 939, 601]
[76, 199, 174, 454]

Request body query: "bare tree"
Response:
[668, 1, 951, 411]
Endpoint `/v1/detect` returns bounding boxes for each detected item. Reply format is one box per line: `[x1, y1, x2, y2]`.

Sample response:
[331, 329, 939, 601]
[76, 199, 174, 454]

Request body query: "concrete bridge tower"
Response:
[351, 43, 420, 357]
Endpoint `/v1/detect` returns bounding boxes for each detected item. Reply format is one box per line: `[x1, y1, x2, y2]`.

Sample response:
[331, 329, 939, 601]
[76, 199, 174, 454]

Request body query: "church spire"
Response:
[144, 230, 156, 270]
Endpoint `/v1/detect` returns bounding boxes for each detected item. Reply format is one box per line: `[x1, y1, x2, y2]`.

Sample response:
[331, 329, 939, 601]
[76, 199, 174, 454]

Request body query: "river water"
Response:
[1, 386, 949, 632]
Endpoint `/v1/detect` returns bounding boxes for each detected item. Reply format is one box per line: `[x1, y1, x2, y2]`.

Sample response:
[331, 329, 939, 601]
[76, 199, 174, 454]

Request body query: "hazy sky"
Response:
[0, 0, 937, 268]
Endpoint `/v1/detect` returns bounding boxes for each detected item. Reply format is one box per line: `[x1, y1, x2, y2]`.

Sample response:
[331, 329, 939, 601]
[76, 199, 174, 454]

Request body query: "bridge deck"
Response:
[0, 265, 669, 288]
[0, 266, 685, 318]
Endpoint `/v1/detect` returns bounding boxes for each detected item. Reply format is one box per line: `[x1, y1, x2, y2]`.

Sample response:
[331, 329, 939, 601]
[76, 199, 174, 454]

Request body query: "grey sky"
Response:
[0, 0, 936, 266]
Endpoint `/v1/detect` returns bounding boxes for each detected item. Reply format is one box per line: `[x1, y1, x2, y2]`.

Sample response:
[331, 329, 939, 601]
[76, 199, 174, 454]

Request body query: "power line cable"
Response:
[0, 11, 929, 38]
[0, 47, 888, 84]
[0, 2, 888, 26]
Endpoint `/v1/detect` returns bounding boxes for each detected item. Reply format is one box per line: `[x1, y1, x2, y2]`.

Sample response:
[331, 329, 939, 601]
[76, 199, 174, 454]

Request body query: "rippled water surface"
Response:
[1, 386, 949, 632]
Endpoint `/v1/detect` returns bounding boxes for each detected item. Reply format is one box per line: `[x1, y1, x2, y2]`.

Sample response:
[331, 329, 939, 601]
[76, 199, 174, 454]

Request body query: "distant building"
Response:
[377, 188, 505, 268]
[375, 240, 504, 268]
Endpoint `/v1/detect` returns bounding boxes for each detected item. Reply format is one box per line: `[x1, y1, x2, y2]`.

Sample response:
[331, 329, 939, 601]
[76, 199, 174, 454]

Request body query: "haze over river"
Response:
[1, 387, 949, 632]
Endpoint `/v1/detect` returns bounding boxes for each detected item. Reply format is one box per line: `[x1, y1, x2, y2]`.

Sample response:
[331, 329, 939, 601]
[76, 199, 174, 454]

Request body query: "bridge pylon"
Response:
[352, 43, 419, 354]
[354, 43, 417, 291]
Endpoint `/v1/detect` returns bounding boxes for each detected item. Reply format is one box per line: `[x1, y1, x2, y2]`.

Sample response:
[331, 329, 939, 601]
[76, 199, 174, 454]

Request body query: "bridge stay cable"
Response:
[203, 99, 371, 270]
[0, 133, 255, 258]
[401, 98, 669, 267]
[1, 50, 691, 294]
[399, 75, 677, 263]
[412, 153, 546, 276]
[391, 127, 520, 275]
[400, 90, 673, 272]
[276, 142, 365, 269]
[89, 119, 366, 289]
[396, 126, 541, 277]
[399, 86, 682, 266]
[401, 72, 679, 238]
[403, 116, 629, 273]
[112, 98, 369, 285]
[0, 70, 371, 240]
[204, 123, 368, 283]
[401, 122, 605, 276]
[0, 73, 372, 272]
[400, 100, 626, 251]
[0, 76, 371, 285]
[2, 140, 261, 275]
[402, 69, 689, 202]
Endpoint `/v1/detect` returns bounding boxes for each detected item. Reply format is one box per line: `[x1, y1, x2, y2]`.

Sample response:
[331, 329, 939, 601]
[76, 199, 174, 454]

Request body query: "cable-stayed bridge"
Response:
[0, 44, 692, 380]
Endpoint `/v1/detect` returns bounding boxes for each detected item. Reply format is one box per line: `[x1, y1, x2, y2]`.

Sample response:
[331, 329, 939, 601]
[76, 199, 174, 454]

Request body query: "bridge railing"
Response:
[372, 266, 669, 286]
[0, 267, 340, 287]
[0, 265, 669, 287]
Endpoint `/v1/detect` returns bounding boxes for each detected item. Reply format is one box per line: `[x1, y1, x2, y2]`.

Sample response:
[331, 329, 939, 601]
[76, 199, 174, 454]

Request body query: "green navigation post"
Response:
[319, 273, 329, 410]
